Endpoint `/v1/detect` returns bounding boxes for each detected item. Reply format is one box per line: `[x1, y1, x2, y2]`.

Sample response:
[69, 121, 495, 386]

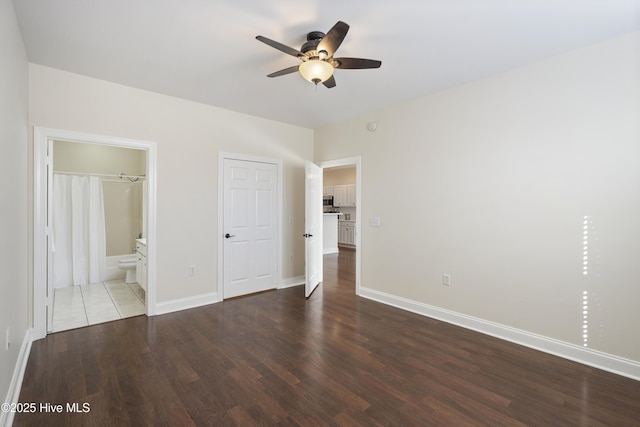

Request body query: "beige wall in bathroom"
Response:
[101, 181, 143, 256]
[53, 141, 146, 256]
[53, 140, 146, 176]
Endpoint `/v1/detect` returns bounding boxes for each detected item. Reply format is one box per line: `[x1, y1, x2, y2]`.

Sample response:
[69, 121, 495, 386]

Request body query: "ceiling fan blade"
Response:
[317, 21, 349, 57]
[322, 75, 336, 88]
[267, 65, 300, 78]
[256, 35, 305, 58]
[333, 57, 382, 69]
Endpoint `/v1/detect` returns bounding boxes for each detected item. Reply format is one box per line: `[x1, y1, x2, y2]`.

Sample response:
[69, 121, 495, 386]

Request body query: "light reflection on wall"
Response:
[582, 290, 589, 347]
[582, 215, 589, 347]
[583, 216, 589, 276]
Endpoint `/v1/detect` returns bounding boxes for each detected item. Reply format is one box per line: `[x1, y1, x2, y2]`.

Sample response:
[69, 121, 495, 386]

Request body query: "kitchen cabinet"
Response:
[323, 186, 334, 197]
[333, 185, 347, 206]
[333, 184, 356, 207]
[135, 238, 147, 291]
[346, 185, 356, 206]
[338, 220, 356, 247]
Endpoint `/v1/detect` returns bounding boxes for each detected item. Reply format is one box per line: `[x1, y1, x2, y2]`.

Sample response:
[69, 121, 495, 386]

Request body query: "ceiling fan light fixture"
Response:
[299, 59, 334, 84]
[257, 21, 381, 89]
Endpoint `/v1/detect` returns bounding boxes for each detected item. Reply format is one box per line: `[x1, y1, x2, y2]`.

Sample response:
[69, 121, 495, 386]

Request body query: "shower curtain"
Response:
[52, 174, 106, 288]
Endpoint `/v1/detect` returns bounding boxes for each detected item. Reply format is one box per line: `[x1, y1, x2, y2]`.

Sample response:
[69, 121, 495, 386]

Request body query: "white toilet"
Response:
[118, 256, 137, 284]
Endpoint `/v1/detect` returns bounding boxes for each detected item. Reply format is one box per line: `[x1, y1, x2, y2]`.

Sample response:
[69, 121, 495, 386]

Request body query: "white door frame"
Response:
[319, 156, 362, 295]
[217, 152, 283, 301]
[33, 127, 158, 339]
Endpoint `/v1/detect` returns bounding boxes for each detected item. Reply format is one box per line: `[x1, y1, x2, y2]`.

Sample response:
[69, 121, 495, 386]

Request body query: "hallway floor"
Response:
[51, 280, 145, 333]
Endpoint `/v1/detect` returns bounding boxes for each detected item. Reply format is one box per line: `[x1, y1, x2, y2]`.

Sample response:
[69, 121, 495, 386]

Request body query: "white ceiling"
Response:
[13, 0, 640, 129]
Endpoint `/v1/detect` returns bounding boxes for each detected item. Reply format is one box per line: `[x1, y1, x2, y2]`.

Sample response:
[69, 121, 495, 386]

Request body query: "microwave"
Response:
[323, 195, 334, 207]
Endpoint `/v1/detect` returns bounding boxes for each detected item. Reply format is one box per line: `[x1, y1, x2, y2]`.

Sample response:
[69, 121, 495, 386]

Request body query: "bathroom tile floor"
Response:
[51, 279, 145, 333]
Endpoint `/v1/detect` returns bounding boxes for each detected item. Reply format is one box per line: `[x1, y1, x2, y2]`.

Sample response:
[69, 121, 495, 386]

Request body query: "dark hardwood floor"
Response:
[16, 249, 640, 426]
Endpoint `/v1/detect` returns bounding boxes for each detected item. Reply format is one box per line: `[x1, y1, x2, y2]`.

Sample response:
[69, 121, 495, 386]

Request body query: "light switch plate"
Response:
[369, 217, 381, 227]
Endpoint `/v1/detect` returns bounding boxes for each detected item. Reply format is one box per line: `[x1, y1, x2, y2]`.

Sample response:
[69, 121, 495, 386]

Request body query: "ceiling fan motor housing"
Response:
[306, 31, 325, 42]
[301, 31, 326, 55]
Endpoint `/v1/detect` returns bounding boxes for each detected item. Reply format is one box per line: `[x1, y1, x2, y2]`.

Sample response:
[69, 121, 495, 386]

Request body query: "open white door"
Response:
[46, 139, 54, 332]
[304, 161, 323, 298]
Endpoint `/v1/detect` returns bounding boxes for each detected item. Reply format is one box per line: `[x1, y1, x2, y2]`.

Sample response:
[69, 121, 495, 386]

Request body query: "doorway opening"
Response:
[50, 141, 147, 332]
[33, 127, 158, 340]
[318, 156, 361, 295]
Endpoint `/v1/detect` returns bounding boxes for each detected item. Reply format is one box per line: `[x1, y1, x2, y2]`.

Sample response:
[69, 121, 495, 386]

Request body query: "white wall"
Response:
[29, 64, 313, 304]
[0, 0, 29, 416]
[315, 32, 640, 363]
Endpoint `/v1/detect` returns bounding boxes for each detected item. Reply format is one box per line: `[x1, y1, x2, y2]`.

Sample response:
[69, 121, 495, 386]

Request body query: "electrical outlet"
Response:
[443, 274, 451, 286]
[188, 265, 197, 276]
[5, 327, 10, 351]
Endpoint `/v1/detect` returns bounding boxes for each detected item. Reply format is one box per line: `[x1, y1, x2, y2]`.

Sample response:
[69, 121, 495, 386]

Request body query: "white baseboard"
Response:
[279, 275, 304, 289]
[155, 292, 218, 315]
[156, 278, 305, 315]
[1, 328, 33, 427]
[359, 287, 640, 381]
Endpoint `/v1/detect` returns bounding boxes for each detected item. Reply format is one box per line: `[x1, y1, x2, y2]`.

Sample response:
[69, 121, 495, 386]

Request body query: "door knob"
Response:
[225, 233, 235, 238]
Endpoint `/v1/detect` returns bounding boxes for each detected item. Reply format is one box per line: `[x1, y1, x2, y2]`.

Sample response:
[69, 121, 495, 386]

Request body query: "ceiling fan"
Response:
[256, 21, 382, 88]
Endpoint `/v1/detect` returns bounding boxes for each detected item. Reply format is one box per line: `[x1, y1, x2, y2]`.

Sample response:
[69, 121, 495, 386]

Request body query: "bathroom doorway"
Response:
[50, 141, 147, 332]
[33, 128, 158, 340]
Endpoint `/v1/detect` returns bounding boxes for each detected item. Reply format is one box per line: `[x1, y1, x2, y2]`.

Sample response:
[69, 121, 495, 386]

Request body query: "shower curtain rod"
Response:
[53, 171, 146, 180]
